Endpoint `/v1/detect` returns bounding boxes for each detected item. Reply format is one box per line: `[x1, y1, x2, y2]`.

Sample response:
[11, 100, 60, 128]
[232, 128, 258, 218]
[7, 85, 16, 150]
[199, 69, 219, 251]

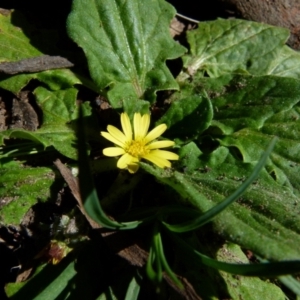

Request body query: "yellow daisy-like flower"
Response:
[101, 112, 178, 173]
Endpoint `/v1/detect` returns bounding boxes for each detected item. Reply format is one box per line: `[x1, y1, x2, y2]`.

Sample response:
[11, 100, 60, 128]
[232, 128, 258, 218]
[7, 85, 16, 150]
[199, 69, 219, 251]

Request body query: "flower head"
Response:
[101, 113, 178, 173]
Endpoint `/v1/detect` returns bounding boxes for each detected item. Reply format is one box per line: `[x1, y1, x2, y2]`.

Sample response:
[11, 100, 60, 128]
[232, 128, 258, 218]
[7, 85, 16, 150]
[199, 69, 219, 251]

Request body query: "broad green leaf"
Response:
[0, 69, 83, 93]
[67, 0, 186, 107]
[175, 235, 286, 299]
[180, 19, 300, 80]
[177, 74, 300, 196]
[202, 75, 300, 196]
[163, 138, 276, 232]
[0, 11, 40, 61]
[0, 159, 56, 224]
[220, 129, 300, 195]
[210, 75, 300, 134]
[0, 11, 81, 93]
[142, 74, 300, 262]
[141, 160, 300, 261]
[157, 94, 213, 141]
[123, 98, 150, 119]
[169, 231, 300, 277]
[0, 87, 94, 160]
[168, 231, 287, 299]
[215, 243, 286, 299]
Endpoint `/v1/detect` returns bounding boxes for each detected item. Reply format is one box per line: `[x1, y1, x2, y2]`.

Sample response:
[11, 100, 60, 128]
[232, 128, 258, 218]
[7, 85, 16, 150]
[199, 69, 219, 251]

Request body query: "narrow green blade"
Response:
[170, 232, 300, 277]
[163, 138, 276, 232]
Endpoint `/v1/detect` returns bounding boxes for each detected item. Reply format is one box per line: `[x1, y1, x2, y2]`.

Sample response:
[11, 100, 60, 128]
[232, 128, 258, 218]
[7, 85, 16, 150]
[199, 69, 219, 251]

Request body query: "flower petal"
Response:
[107, 125, 127, 145]
[149, 149, 179, 160]
[133, 113, 142, 139]
[144, 124, 167, 143]
[143, 152, 171, 168]
[103, 147, 125, 157]
[147, 140, 174, 150]
[101, 132, 124, 147]
[117, 153, 136, 169]
[128, 163, 139, 174]
[140, 114, 150, 138]
[121, 113, 132, 141]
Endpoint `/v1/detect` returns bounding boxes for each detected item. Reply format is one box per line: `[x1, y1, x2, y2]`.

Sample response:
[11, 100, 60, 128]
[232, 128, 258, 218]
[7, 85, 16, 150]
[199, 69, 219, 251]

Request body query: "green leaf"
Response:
[96, 287, 117, 300]
[210, 75, 300, 134]
[220, 129, 300, 194]
[167, 231, 287, 299]
[157, 94, 213, 141]
[31, 262, 76, 300]
[67, 0, 186, 106]
[155, 230, 183, 288]
[146, 224, 183, 287]
[179, 74, 300, 196]
[0, 87, 93, 160]
[146, 246, 160, 285]
[0, 11, 81, 93]
[122, 98, 150, 119]
[142, 73, 300, 261]
[97, 270, 142, 300]
[124, 273, 141, 300]
[162, 138, 276, 232]
[0, 11, 40, 61]
[141, 159, 300, 261]
[0, 69, 83, 94]
[9, 254, 76, 300]
[204, 75, 300, 196]
[216, 243, 286, 299]
[146, 224, 163, 284]
[5, 264, 46, 298]
[169, 232, 300, 277]
[177, 239, 286, 299]
[0, 159, 56, 224]
[180, 18, 300, 79]
[279, 276, 300, 296]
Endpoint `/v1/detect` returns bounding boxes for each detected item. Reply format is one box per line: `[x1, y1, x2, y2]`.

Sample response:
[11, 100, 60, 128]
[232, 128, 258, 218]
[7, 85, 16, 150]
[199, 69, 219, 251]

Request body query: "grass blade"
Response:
[163, 138, 277, 232]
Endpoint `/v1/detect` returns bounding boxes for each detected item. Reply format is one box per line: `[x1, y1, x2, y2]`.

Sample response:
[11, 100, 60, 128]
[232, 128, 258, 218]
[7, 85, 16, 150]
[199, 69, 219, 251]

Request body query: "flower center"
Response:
[126, 140, 149, 157]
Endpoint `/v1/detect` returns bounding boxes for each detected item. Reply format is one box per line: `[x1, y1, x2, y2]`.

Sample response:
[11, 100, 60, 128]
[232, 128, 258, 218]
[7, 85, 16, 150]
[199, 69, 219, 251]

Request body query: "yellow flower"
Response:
[101, 112, 178, 173]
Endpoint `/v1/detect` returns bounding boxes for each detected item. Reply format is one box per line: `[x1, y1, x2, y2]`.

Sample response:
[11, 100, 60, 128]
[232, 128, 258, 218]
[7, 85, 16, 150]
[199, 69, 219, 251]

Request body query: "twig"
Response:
[176, 13, 200, 24]
[0, 55, 74, 75]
